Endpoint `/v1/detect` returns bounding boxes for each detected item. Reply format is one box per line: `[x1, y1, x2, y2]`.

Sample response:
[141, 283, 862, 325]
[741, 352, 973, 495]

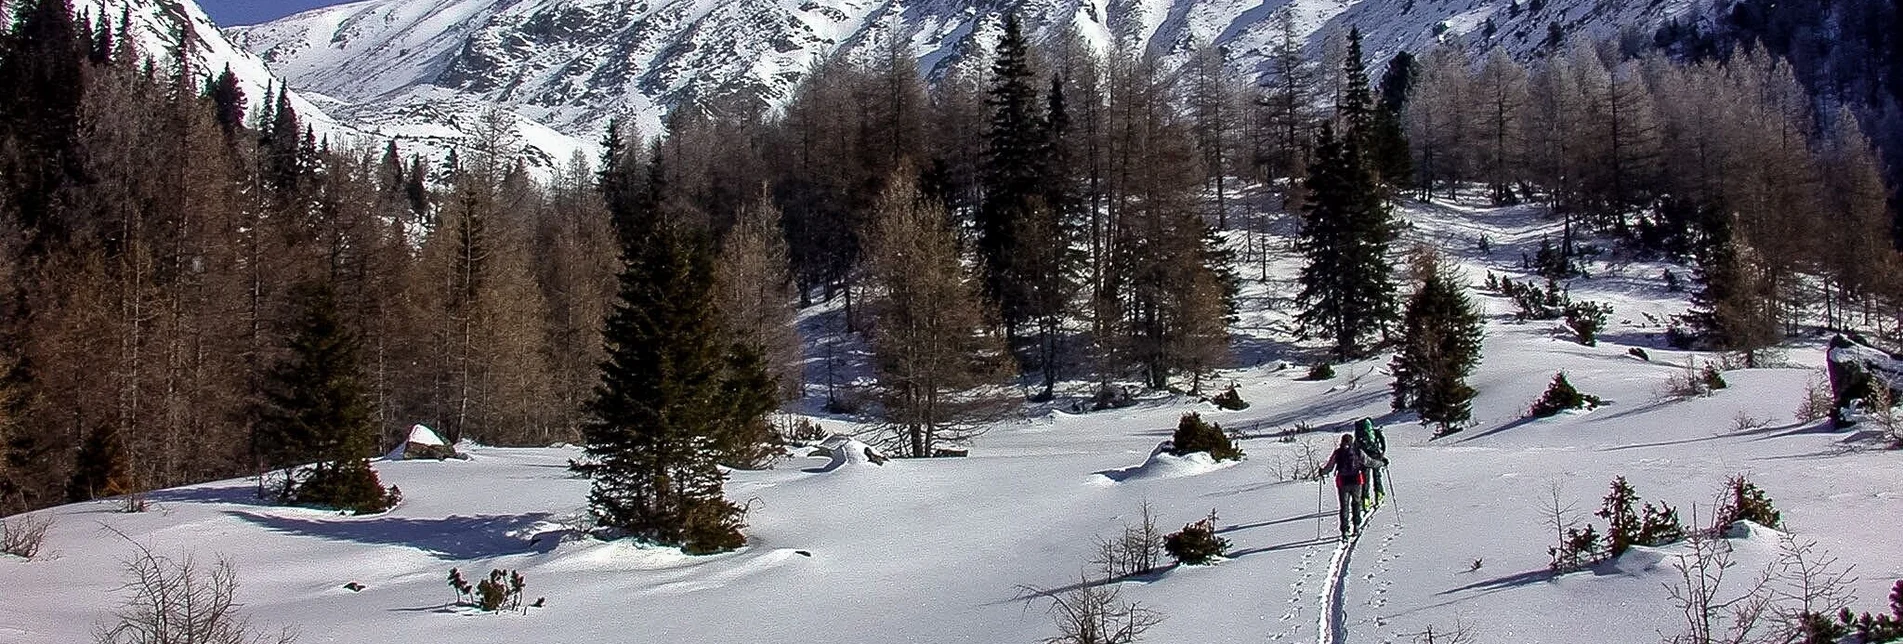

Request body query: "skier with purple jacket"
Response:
[1318, 432, 1387, 538]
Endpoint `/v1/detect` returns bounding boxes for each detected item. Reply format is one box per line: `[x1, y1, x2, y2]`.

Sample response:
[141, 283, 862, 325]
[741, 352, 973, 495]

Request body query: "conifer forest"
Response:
[1, 0, 1900, 539]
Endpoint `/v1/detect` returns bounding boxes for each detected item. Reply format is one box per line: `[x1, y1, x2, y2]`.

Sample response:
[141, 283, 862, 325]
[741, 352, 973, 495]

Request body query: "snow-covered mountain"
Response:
[229, 0, 1700, 147]
[72, 0, 340, 132]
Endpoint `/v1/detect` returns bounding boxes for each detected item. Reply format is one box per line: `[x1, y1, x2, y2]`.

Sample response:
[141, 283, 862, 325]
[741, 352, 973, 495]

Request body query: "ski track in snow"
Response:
[1317, 506, 1371, 644]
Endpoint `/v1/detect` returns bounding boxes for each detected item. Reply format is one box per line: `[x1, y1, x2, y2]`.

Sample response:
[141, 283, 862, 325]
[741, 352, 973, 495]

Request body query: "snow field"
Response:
[4, 194, 1902, 644]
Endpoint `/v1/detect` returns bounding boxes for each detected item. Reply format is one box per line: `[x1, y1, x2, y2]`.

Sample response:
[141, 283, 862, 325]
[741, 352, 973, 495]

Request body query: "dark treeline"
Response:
[0, 0, 623, 512]
[4, 0, 1901, 519]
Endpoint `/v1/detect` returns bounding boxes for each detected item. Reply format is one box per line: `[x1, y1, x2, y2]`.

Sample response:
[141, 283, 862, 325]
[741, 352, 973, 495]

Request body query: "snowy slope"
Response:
[69, 0, 340, 132]
[5, 192, 1900, 644]
[227, 0, 1700, 144]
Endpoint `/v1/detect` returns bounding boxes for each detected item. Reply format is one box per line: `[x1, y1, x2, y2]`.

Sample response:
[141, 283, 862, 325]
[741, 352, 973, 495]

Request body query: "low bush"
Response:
[96, 546, 295, 644]
[1550, 524, 1602, 572]
[1661, 358, 1725, 400]
[1713, 474, 1781, 530]
[1563, 301, 1613, 346]
[1209, 384, 1249, 411]
[450, 568, 535, 614]
[1305, 362, 1335, 380]
[1500, 277, 1569, 320]
[1528, 373, 1601, 418]
[1092, 502, 1163, 580]
[1, 514, 52, 559]
[1163, 511, 1229, 566]
[1016, 574, 1164, 644]
[290, 459, 400, 515]
[1091, 383, 1135, 411]
[1794, 371, 1835, 423]
[1171, 413, 1243, 462]
[1596, 476, 1683, 558]
[1802, 580, 1903, 643]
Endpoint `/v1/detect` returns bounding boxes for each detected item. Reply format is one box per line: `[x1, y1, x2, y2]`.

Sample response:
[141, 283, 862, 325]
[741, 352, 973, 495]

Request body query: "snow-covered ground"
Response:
[4, 195, 1900, 644]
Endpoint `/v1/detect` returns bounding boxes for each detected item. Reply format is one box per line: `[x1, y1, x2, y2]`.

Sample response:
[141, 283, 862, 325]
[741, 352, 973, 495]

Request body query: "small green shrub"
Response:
[1306, 362, 1335, 380]
[1804, 580, 1903, 643]
[1502, 277, 1569, 320]
[291, 459, 400, 514]
[1528, 373, 1601, 418]
[450, 568, 529, 613]
[1163, 511, 1229, 566]
[1713, 475, 1781, 530]
[1702, 364, 1728, 391]
[1171, 413, 1243, 462]
[1636, 502, 1684, 546]
[1563, 301, 1612, 346]
[1209, 384, 1249, 411]
[678, 496, 748, 555]
[1549, 524, 1602, 572]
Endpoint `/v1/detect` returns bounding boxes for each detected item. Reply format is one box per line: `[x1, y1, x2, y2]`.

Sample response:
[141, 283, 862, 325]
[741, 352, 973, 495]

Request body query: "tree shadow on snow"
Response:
[226, 511, 559, 560]
[1214, 511, 1327, 534]
[1435, 568, 1554, 596]
[1449, 415, 1540, 443]
[986, 567, 1178, 606]
[1226, 536, 1331, 558]
[145, 481, 281, 508]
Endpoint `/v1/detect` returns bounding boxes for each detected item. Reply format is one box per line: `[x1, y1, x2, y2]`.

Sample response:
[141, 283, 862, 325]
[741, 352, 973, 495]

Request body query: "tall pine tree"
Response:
[1390, 252, 1484, 435]
[574, 134, 774, 554]
[979, 12, 1049, 335]
[255, 282, 393, 513]
[1295, 122, 1399, 359]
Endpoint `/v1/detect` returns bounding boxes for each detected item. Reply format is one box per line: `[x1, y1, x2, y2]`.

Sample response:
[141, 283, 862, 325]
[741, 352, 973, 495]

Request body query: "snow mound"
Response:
[1095, 441, 1239, 483]
[384, 424, 461, 461]
[405, 424, 445, 446]
[1611, 545, 1671, 575]
[805, 436, 889, 473]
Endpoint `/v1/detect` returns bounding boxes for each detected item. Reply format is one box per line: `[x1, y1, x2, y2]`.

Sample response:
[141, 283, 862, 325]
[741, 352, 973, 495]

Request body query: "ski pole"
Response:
[1385, 466, 1402, 523]
[1316, 477, 1324, 541]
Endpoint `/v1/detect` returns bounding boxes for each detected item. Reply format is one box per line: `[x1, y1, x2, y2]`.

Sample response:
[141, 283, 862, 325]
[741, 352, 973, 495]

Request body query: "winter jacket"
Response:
[1320, 446, 1367, 486]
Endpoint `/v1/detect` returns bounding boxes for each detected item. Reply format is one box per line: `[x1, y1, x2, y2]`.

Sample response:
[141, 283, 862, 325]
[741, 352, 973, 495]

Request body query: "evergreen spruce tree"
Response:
[66, 424, 132, 502]
[0, 0, 87, 252]
[1339, 27, 1376, 144]
[979, 12, 1050, 335]
[1295, 122, 1399, 359]
[209, 65, 246, 137]
[1370, 52, 1417, 190]
[1685, 209, 1778, 364]
[261, 87, 304, 205]
[574, 134, 772, 554]
[255, 283, 393, 513]
[1389, 253, 1484, 434]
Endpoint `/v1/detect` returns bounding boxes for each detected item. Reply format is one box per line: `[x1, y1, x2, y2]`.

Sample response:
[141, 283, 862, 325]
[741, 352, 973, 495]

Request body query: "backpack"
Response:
[1332, 445, 1365, 481]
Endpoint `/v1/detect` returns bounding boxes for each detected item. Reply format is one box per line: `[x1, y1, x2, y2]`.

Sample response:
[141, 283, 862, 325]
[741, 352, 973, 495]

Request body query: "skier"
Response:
[1318, 433, 1382, 538]
[1354, 418, 1388, 509]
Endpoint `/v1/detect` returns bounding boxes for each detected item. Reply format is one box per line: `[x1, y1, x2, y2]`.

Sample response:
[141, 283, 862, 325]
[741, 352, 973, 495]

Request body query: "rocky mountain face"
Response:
[67, 0, 338, 130]
[228, 0, 1699, 156]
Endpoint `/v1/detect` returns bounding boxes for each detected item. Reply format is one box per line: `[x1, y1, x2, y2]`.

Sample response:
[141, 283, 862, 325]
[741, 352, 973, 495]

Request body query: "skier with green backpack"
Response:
[1354, 418, 1389, 509]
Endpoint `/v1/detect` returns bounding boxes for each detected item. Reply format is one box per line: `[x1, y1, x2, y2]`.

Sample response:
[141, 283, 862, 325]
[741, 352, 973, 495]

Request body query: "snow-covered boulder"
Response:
[1095, 440, 1239, 483]
[385, 424, 462, 461]
[1825, 333, 1903, 427]
[806, 435, 888, 472]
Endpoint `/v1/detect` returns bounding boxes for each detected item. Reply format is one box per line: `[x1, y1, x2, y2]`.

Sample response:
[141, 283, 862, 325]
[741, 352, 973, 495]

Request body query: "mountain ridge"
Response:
[229, 0, 1701, 151]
